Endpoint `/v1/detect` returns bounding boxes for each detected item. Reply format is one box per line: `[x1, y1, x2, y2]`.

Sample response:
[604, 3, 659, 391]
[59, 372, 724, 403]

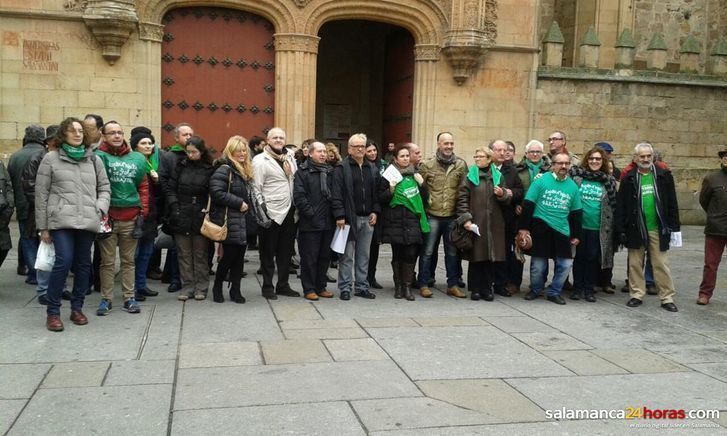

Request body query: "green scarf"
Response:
[169, 143, 185, 152]
[148, 146, 160, 171]
[467, 164, 501, 187]
[390, 175, 430, 233]
[526, 160, 542, 181]
[61, 143, 86, 161]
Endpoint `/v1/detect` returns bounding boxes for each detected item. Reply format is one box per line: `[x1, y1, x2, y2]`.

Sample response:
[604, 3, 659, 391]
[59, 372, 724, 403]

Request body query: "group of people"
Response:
[2, 118, 725, 332]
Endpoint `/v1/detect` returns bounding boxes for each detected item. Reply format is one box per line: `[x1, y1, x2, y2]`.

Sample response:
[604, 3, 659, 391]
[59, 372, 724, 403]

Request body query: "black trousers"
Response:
[468, 260, 495, 294]
[258, 209, 296, 293]
[215, 243, 246, 290]
[392, 243, 420, 264]
[298, 229, 334, 294]
[368, 224, 380, 280]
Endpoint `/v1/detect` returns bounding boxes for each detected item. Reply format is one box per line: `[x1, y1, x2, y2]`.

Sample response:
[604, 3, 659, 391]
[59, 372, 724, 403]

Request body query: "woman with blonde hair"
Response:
[209, 135, 254, 303]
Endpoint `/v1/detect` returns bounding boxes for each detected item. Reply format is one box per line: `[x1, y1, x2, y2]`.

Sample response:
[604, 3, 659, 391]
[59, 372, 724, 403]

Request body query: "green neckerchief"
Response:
[169, 143, 185, 152]
[467, 164, 501, 186]
[390, 175, 430, 233]
[148, 146, 160, 172]
[61, 143, 86, 161]
[525, 159, 542, 181]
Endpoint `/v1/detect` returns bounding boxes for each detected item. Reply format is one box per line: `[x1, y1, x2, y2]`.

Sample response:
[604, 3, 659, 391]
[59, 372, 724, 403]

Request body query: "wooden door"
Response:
[382, 30, 414, 145]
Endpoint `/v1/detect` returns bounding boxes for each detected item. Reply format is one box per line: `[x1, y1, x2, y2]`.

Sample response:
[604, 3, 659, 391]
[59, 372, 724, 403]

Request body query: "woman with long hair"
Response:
[569, 146, 617, 302]
[378, 143, 429, 300]
[167, 136, 215, 301]
[209, 135, 254, 303]
[35, 117, 111, 331]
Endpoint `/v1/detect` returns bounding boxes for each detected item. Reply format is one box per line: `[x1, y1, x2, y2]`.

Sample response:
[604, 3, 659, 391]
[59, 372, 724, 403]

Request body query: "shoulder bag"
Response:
[200, 168, 231, 242]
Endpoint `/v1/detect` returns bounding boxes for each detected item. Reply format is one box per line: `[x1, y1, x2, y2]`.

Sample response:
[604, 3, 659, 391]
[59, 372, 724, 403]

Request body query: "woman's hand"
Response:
[494, 186, 504, 197]
[463, 220, 472, 231]
[149, 170, 159, 182]
[413, 173, 424, 186]
[240, 201, 249, 213]
[40, 230, 51, 244]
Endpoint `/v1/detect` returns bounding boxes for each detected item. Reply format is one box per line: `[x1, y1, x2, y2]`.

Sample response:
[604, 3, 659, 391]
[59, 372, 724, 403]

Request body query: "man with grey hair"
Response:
[547, 131, 579, 166]
[331, 133, 380, 300]
[253, 127, 299, 299]
[615, 142, 680, 312]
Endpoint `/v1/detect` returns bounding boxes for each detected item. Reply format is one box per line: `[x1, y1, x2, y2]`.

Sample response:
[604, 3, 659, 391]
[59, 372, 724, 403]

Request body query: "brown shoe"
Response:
[46, 315, 64, 332]
[304, 292, 319, 301]
[420, 287, 433, 298]
[697, 295, 710, 305]
[447, 286, 466, 298]
[318, 290, 334, 298]
[70, 310, 88, 325]
[505, 283, 519, 295]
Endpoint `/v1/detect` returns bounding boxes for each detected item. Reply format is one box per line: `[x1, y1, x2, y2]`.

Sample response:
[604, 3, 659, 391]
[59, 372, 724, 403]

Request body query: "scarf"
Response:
[570, 165, 617, 210]
[389, 173, 430, 233]
[308, 158, 332, 199]
[467, 164, 501, 187]
[525, 159, 543, 181]
[436, 150, 456, 166]
[169, 143, 185, 152]
[61, 143, 86, 161]
[147, 146, 160, 172]
[264, 145, 293, 179]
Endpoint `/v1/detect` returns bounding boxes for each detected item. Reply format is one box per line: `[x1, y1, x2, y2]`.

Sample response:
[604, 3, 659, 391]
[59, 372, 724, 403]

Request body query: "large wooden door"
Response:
[161, 7, 275, 151]
[382, 30, 414, 145]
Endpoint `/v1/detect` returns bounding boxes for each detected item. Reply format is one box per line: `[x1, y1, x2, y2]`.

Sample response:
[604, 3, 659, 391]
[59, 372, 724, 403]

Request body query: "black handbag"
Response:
[450, 223, 475, 252]
[248, 183, 272, 229]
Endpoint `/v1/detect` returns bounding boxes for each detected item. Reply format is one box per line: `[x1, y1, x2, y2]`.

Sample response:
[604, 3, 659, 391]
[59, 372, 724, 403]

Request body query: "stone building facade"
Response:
[0, 0, 725, 223]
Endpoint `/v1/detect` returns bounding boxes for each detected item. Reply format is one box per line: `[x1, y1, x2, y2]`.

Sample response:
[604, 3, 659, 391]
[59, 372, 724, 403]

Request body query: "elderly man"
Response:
[293, 141, 335, 301]
[616, 142, 680, 312]
[418, 132, 468, 298]
[696, 147, 727, 305]
[408, 142, 423, 169]
[253, 127, 299, 299]
[331, 133, 380, 300]
[83, 114, 104, 150]
[518, 152, 582, 305]
[547, 131, 579, 166]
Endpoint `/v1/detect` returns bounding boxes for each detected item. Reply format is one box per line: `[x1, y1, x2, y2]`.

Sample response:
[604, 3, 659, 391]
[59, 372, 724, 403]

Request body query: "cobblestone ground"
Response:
[0, 225, 725, 435]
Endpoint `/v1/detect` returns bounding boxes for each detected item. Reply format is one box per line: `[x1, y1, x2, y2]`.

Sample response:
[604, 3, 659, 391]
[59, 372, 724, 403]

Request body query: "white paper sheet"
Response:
[330, 224, 351, 254]
[670, 231, 682, 248]
[469, 224, 481, 236]
[382, 164, 403, 184]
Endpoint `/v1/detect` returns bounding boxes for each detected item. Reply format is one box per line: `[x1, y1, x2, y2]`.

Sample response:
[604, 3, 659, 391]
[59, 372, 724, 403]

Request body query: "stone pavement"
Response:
[0, 226, 726, 435]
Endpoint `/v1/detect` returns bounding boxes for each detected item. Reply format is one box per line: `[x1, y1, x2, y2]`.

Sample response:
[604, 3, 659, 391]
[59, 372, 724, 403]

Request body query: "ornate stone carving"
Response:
[64, 0, 89, 12]
[293, 0, 311, 8]
[442, 0, 497, 85]
[274, 33, 320, 54]
[414, 44, 441, 61]
[83, 0, 139, 64]
[139, 21, 164, 42]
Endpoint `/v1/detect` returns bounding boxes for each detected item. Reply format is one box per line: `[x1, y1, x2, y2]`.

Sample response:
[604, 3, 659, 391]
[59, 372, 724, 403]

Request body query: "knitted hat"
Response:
[130, 126, 152, 137]
[130, 132, 155, 150]
[24, 124, 45, 144]
[594, 142, 614, 153]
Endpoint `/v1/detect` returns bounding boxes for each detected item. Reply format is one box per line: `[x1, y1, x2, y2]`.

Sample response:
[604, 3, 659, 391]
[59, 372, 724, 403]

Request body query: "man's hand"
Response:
[463, 220, 472, 231]
[570, 238, 580, 247]
[413, 173, 424, 186]
[336, 218, 346, 229]
[494, 186, 504, 197]
[240, 201, 248, 213]
[515, 205, 523, 215]
[369, 213, 377, 226]
[40, 230, 51, 244]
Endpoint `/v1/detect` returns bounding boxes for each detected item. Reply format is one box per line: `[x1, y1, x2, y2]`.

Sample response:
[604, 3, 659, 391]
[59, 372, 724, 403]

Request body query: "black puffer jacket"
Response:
[208, 160, 251, 246]
[378, 171, 428, 246]
[166, 158, 214, 236]
[293, 159, 334, 232]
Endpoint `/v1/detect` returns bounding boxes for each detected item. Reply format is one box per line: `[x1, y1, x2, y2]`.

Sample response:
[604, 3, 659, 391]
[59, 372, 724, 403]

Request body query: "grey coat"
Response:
[35, 147, 111, 233]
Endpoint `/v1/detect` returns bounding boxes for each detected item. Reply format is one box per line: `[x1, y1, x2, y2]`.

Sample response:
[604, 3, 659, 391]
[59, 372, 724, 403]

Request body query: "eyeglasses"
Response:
[104, 131, 123, 136]
[350, 145, 366, 149]
[588, 157, 603, 161]
[548, 137, 564, 141]
[553, 161, 571, 166]
[527, 150, 543, 155]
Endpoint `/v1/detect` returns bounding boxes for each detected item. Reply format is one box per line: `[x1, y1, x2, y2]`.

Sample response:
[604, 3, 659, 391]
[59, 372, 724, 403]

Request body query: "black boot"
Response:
[482, 286, 494, 301]
[584, 290, 596, 303]
[212, 276, 225, 303]
[230, 284, 246, 304]
[570, 290, 582, 300]
[392, 261, 402, 299]
[401, 263, 415, 301]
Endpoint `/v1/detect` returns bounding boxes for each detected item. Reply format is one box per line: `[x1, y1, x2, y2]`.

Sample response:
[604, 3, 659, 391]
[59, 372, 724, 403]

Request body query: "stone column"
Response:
[541, 21, 565, 67]
[412, 44, 440, 151]
[273, 33, 320, 145]
[646, 33, 668, 71]
[679, 35, 701, 74]
[138, 22, 164, 132]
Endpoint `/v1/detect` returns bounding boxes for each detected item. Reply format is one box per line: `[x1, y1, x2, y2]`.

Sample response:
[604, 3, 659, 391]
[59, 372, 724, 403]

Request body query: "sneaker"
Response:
[96, 299, 112, 316]
[123, 298, 141, 313]
[194, 292, 206, 301]
[177, 293, 191, 301]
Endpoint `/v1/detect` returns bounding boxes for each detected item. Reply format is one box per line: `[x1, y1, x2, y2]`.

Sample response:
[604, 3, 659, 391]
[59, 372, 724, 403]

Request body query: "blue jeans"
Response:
[17, 221, 38, 282]
[135, 237, 155, 291]
[645, 256, 655, 287]
[46, 229, 95, 316]
[530, 256, 574, 297]
[418, 216, 459, 287]
[337, 216, 374, 293]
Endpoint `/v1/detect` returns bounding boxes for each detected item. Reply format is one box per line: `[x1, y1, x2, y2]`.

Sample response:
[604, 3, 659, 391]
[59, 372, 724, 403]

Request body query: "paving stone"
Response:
[179, 341, 262, 368]
[42, 361, 109, 388]
[139, 303, 183, 361]
[171, 401, 365, 435]
[506, 372, 727, 412]
[703, 331, 727, 343]
[368, 326, 572, 380]
[261, 339, 331, 364]
[283, 327, 368, 340]
[9, 385, 172, 435]
[174, 360, 421, 410]
[542, 350, 629, 375]
[353, 397, 494, 431]
[324, 338, 389, 361]
[649, 345, 727, 364]
[512, 332, 593, 351]
[686, 363, 727, 383]
[269, 300, 322, 321]
[0, 364, 50, 399]
[0, 400, 26, 434]
[279, 319, 358, 330]
[104, 360, 175, 386]
[416, 379, 544, 423]
[315, 298, 522, 321]
[357, 317, 418, 328]
[413, 316, 488, 327]
[180, 299, 283, 344]
[591, 348, 689, 373]
[483, 316, 557, 333]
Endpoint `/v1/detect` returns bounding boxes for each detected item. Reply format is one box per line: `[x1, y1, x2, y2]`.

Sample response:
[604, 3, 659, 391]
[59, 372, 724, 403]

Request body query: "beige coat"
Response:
[419, 156, 467, 217]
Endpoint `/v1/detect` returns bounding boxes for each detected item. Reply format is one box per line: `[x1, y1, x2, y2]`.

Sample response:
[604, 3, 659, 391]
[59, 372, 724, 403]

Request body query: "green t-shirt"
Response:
[525, 172, 583, 237]
[640, 172, 658, 231]
[579, 179, 604, 230]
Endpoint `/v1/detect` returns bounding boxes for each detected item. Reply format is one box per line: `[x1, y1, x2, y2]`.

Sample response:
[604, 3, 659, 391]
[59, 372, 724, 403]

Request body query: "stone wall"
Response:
[534, 74, 727, 224]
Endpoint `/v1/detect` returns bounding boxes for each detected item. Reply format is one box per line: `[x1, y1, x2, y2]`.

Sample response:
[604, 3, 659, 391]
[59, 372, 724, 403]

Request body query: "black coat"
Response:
[615, 164, 680, 251]
[498, 161, 524, 233]
[293, 160, 334, 232]
[208, 160, 251, 246]
[166, 158, 214, 236]
[140, 177, 161, 240]
[331, 157, 380, 241]
[378, 173, 428, 246]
